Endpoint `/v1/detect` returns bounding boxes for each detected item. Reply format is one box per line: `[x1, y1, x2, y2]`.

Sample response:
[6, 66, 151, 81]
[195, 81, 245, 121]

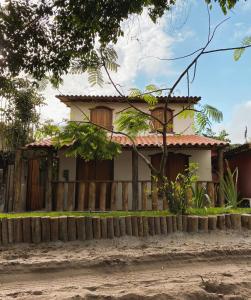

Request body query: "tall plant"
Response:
[220, 160, 239, 208]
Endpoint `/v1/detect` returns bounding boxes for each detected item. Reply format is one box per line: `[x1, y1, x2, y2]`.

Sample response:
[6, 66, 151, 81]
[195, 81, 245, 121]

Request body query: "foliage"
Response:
[35, 120, 61, 141]
[201, 128, 231, 142]
[0, 78, 44, 150]
[205, 0, 242, 14]
[234, 36, 251, 61]
[220, 160, 239, 208]
[45, 121, 121, 161]
[160, 163, 198, 214]
[0, 0, 240, 83]
[192, 185, 211, 208]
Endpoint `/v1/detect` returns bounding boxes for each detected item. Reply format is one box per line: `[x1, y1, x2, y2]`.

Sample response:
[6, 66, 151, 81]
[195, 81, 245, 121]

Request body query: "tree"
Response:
[202, 128, 231, 143]
[0, 0, 244, 86]
[0, 78, 44, 151]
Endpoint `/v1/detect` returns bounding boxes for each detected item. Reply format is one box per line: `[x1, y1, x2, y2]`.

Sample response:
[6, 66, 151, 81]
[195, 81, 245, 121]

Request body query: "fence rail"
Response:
[52, 180, 219, 211]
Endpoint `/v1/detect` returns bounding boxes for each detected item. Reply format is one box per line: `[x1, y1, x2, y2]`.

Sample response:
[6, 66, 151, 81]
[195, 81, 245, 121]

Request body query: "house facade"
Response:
[23, 95, 227, 212]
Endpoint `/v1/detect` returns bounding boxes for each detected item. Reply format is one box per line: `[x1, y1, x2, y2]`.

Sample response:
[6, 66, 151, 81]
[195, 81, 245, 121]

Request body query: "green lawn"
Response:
[0, 207, 250, 218]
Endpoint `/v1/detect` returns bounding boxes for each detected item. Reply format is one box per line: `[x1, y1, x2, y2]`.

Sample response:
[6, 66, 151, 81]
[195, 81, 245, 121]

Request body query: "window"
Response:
[151, 107, 173, 133]
[90, 106, 113, 130]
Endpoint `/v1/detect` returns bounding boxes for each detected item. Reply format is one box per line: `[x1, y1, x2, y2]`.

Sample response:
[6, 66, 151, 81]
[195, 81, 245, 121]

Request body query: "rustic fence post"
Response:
[77, 182, 85, 211]
[88, 182, 96, 211]
[141, 182, 147, 211]
[67, 182, 75, 211]
[111, 182, 117, 211]
[41, 217, 51, 242]
[99, 183, 106, 211]
[122, 182, 129, 211]
[152, 181, 158, 210]
[56, 182, 64, 211]
[45, 151, 53, 211]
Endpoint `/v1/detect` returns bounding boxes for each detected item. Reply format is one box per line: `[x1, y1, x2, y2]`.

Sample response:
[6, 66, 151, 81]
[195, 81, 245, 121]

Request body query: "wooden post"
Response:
[154, 217, 161, 235]
[77, 183, 85, 211]
[107, 217, 114, 239]
[85, 217, 93, 240]
[160, 216, 167, 235]
[76, 216, 86, 241]
[111, 182, 117, 210]
[67, 182, 75, 211]
[93, 217, 101, 239]
[22, 217, 31, 243]
[31, 217, 41, 244]
[119, 217, 126, 236]
[114, 217, 120, 237]
[137, 216, 144, 237]
[7, 218, 14, 244]
[141, 182, 147, 210]
[67, 216, 77, 241]
[99, 183, 106, 211]
[50, 217, 59, 241]
[166, 215, 173, 234]
[13, 218, 23, 243]
[218, 149, 224, 207]
[187, 216, 198, 233]
[125, 217, 132, 236]
[122, 182, 129, 211]
[13, 149, 24, 212]
[56, 182, 64, 211]
[59, 216, 68, 242]
[132, 150, 139, 210]
[45, 151, 53, 211]
[198, 217, 208, 232]
[88, 182, 96, 211]
[207, 182, 215, 207]
[131, 216, 138, 236]
[101, 218, 107, 239]
[1, 218, 8, 245]
[230, 213, 241, 230]
[148, 217, 155, 235]
[177, 215, 183, 231]
[142, 217, 149, 237]
[217, 215, 225, 230]
[208, 216, 217, 230]
[41, 217, 51, 242]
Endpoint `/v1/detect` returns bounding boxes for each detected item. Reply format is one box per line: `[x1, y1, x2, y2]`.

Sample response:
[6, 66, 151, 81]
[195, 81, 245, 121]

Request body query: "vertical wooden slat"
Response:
[99, 183, 106, 211]
[67, 182, 75, 211]
[111, 182, 117, 211]
[88, 182, 96, 211]
[77, 182, 85, 211]
[7, 165, 14, 212]
[141, 182, 147, 211]
[45, 151, 53, 211]
[132, 150, 139, 210]
[13, 149, 23, 212]
[122, 182, 129, 211]
[152, 181, 158, 210]
[218, 149, 224, 207]
[207, 182, 215, 207]
[56, 182, 64, 211]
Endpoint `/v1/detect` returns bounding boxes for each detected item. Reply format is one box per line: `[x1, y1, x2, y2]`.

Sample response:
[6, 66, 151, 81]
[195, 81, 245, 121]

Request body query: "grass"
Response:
[0, 207, 250, 218]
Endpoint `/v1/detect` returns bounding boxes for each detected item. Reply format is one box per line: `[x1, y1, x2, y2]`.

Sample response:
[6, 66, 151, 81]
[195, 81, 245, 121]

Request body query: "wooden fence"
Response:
[52, 180, 219, 211]
[0, 213, 250, 245]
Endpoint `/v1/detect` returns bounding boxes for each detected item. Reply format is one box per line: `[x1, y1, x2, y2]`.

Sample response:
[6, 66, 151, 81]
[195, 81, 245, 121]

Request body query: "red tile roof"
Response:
[57, 95, 201, 106]
[26, 134, 228, 149]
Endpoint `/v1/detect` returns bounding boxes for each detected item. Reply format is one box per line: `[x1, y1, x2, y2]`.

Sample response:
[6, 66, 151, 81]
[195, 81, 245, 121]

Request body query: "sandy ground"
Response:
[0, 231, 250, 299]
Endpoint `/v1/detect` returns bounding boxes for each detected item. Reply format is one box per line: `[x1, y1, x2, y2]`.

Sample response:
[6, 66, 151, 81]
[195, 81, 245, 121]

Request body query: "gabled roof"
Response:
[26, 134, 228, 149]
[56, 95, 201, 107]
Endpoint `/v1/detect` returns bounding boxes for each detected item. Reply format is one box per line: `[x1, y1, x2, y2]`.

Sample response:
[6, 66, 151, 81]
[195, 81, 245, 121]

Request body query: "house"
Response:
[225, 143, 251, 203]
[12, 95, 228, 212]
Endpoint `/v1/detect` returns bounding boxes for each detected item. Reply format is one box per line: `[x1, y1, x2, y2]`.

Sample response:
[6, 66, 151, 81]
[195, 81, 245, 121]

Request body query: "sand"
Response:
[0, 231, 250, 299]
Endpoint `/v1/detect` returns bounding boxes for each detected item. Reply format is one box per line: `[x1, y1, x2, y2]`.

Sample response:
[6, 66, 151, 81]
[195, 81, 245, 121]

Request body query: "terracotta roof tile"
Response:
[56, 95, 201, 106]
[26, 134, 228, 149]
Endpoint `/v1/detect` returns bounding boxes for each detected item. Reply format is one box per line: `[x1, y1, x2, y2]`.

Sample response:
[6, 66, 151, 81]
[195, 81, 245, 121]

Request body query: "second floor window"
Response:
[90, 106, 113, 130]
[151, 107, 173, 133]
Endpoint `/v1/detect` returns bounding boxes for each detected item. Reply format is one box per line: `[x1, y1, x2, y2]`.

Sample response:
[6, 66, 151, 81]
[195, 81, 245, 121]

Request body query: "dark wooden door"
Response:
[151, 152, 189, 181]
[76, 158, 113, 209]
[26, 159, 45, 211]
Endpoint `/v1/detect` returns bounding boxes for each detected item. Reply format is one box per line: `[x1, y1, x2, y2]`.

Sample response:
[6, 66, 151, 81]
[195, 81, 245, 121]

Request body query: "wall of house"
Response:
[58, 150, 76, 181]
[68, 101, 195, 135]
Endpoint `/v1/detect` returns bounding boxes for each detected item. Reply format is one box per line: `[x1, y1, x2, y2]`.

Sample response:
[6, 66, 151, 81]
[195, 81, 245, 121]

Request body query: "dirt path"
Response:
[0, 231, 250, 299]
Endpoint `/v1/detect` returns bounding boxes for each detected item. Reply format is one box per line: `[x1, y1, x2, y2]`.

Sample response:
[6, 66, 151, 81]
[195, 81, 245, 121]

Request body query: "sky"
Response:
[40, 0, 251, 144]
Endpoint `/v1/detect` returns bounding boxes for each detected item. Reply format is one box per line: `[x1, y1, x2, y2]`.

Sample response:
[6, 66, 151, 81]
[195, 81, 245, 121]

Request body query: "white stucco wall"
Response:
[58, 150, 76, 181]
[68, 101, 195, 135]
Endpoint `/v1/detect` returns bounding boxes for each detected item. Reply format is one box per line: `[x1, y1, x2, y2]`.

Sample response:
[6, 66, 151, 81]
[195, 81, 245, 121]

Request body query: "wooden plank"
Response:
[77, 183, 85, 211]
[13, 218, 23, 243]
[218, 149, 224, 206]
[22, 217, 32, 243]
[76, 216, 86, 241]
[101, 218, 107, 239]
[99, 183, 106, 211]
[88, 182, 96, 211]
[7, 165, 14, 212]
[151, 181, 158, 210]
[7, 218, 14, 244]
[56, 182, 64, 211]
[110, 182, 117, 211]
[31, 217, 41, 244]
[1, 218, 8, 245]
[59, 216, 68, 242]
[122, 182, 129, 211]
[141, 182, 147, 211]
[13, 150, 23, 212]
[93, 218, 101, 239]
[45, 152, 53, 211]
[207, 182, 215, 207]
[41, 217, 51, 242]
[50, 217, 59, 241]
[67, 216, 77, 241]
[132, 150, 139, 210]
[67, 182, 75, 211]
[85, 217, 93, 240]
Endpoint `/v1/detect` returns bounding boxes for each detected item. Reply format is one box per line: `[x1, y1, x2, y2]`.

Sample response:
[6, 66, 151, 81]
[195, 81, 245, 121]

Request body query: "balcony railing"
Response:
[52, 180, 219, 211]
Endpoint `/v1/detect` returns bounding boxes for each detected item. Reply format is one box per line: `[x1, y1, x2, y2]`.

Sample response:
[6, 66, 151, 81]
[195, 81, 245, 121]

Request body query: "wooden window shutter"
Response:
[90, 107, 113, 130]
[151, 108, 173, 133]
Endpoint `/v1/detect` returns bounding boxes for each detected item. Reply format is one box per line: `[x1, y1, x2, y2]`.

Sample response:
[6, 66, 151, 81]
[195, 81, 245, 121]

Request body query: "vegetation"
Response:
[200, 128, 231, 143]
[192, 185, 211, 209]
[0, 77, 44, 151]
[220, 160, 239, 208]
[0, 207, 250, 219]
